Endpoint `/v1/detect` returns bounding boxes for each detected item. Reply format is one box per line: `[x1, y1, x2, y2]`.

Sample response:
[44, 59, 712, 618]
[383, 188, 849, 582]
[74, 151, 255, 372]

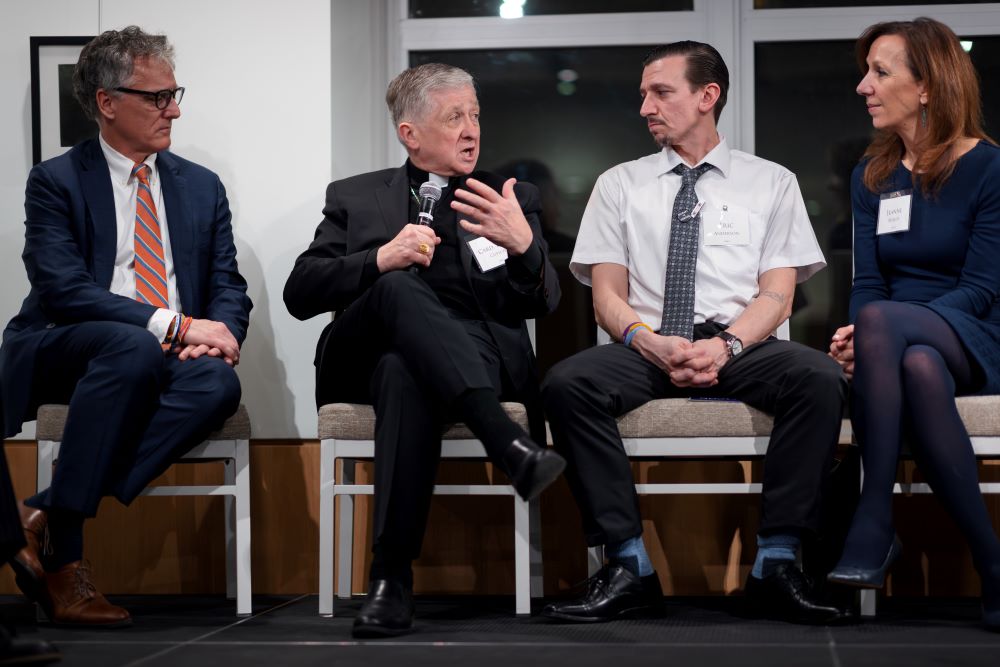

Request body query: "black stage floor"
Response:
[3, 594, 1000, 666]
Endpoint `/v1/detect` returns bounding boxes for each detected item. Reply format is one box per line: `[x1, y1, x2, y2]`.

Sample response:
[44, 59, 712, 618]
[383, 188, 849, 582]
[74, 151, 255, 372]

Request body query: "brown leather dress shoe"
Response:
[42, 561, 131, 628]
[9, 501, 46, 602]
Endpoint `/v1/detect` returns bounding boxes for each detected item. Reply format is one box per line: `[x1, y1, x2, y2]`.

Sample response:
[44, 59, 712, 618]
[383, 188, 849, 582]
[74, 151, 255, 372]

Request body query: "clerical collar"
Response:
[406, 160, 451, 189]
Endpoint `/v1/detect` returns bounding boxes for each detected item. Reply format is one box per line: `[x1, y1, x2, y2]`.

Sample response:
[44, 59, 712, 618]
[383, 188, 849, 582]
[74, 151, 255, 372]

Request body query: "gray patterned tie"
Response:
[660, 162, 713, 340]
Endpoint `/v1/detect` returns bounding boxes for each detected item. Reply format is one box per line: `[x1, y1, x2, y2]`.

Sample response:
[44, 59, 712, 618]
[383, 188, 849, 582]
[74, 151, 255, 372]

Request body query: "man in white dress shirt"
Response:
[541, 41, 851, 625]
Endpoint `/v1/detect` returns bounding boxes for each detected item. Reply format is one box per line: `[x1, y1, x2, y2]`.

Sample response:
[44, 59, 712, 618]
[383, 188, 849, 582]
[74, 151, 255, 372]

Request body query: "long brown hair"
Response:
[856, 17, 994, 195]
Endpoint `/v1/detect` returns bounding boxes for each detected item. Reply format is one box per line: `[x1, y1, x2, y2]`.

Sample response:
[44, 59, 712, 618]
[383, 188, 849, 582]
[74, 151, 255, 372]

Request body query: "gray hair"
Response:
[73, 26, 175, 121]
[385, 63, 475, 126]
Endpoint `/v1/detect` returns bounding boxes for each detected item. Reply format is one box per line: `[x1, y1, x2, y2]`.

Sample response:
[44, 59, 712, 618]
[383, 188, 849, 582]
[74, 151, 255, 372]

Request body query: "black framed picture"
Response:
[30, 36, 97, 165]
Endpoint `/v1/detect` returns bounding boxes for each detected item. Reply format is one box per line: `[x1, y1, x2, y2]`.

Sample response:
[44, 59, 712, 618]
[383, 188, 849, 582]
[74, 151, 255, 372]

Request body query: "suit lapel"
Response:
[78, 140, 117, 289]
[157, 152, 195, 312]
[374, 165, 410, 239]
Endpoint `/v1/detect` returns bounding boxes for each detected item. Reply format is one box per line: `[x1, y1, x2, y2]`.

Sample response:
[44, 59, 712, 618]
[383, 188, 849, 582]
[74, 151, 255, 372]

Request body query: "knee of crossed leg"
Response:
[104, 324, 167, 389]
[197, 359, 242, 419]
[900, 345, 949, 391]
[368, 270, 424, 313]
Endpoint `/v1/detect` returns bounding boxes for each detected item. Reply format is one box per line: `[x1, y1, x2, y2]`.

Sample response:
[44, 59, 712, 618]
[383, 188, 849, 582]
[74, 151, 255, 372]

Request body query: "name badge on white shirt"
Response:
[877, 189, 912, 235]
[703, 202, 751, 246]
[467, 236, 508, 272]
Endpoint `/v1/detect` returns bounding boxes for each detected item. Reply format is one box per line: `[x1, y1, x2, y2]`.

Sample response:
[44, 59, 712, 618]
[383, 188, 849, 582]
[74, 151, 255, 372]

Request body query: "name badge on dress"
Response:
[703, 203, 751, 246]
[467, 236, 508, 272]
[877, 189, 912, 235]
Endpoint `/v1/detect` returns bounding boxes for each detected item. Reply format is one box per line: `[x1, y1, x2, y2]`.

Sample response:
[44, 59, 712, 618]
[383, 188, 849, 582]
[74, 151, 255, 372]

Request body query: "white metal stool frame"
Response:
[318, 403, 543, 617]
[34, 403, 253, 616]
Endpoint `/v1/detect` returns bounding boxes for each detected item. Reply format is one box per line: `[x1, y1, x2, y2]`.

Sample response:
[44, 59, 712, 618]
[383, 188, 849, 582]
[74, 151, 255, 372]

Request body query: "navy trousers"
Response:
[27, 321, 241, 517]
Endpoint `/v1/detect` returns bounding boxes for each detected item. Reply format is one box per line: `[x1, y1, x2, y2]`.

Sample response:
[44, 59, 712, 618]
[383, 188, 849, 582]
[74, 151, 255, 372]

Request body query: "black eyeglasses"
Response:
[114, 86, 185, 110]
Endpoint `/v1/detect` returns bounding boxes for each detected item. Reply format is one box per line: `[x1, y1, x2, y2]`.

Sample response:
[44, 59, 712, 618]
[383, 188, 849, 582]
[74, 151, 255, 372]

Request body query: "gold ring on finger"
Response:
[418, 242, 431, 255]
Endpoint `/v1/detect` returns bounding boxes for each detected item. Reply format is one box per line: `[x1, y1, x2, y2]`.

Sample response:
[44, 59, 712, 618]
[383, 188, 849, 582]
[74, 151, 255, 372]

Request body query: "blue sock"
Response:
[606, 536, 654, 577]
[751, 533, 799, 579]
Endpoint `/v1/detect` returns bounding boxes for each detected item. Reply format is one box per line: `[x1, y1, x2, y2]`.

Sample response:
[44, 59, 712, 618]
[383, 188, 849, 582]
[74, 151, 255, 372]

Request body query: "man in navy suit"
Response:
[0, 26, 251, 627]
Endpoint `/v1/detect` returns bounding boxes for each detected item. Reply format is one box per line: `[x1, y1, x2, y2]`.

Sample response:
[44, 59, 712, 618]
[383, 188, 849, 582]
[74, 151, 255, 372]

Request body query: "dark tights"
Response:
[840, 301, 1000, 606]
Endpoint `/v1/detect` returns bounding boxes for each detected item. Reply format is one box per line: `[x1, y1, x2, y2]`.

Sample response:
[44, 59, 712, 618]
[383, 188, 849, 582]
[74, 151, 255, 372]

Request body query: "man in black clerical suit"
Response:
[284, 63, 564, 638]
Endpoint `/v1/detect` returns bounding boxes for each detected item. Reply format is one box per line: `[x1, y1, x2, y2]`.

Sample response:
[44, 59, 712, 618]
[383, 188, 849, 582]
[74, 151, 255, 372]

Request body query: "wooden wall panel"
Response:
[3, 441, 999, 598]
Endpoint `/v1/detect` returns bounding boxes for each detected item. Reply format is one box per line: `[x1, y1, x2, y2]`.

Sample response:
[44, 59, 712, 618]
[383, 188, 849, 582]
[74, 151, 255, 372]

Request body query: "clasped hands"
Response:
[170, 318, 241, 366]
[634, 330, 729, 388]
[828, 324, 854, 379]
[376, 177, 533, 274]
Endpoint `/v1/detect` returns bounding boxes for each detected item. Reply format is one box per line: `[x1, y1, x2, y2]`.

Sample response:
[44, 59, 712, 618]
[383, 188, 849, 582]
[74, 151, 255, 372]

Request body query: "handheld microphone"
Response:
[416, 181, 442, 226]
[409, 181, 443, 273]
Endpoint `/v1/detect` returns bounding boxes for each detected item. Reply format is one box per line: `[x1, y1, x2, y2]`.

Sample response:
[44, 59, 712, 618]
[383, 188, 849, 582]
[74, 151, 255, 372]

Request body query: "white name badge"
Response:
[703, 202, 751, 246]
[467, 236, 509, 272]
[877, 189, 912, 235]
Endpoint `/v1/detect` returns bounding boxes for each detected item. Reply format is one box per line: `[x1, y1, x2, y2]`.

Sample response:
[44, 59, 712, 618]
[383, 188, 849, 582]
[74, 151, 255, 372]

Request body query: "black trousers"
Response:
[317, 271, 512, 560]
[28, 321, 241, 516]
[541, 337, 846, 547]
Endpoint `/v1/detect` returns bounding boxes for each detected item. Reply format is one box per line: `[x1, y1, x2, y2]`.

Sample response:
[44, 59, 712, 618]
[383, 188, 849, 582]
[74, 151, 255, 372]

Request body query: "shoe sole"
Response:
[541, 603, 663, 624]
[47, 618, 133, 629]
[521, 454, 567, 502]
[744, 601, 857, 626]
[0, 651, 63, 665]
[352, 623, 413, 639]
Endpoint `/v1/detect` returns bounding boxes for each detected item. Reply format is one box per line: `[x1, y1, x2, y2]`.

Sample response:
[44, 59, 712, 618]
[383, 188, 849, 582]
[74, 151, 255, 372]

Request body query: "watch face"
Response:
[731, 339, 743, 355]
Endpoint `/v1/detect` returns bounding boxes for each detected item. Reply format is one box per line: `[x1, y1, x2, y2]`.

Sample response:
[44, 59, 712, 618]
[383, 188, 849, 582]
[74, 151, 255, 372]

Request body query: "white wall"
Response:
[1, 0, 335, 437]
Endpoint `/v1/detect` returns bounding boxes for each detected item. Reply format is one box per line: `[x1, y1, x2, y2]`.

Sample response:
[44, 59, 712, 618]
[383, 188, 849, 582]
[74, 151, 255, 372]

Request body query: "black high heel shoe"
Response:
[827, 535, 903, 589]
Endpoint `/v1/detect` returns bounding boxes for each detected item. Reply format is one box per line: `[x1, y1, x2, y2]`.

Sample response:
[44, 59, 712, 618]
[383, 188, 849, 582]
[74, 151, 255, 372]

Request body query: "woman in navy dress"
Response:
[827, 17, 1000, 630]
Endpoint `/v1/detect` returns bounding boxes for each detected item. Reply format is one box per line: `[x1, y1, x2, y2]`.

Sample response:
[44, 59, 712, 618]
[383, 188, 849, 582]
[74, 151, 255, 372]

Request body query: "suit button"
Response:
[544, 289, 550, 298]
[45, 323, 55, 329]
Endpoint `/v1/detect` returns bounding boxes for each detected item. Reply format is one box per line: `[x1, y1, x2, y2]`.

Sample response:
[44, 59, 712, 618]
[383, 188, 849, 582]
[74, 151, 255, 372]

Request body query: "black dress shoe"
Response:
[827, 535, 902, 589]
[352, 579, 414, 638]
[502, 437, 566, 501]
[542, 563, 663, 623]
[745, 563, 855, 625]
[0, 624, 60, 665]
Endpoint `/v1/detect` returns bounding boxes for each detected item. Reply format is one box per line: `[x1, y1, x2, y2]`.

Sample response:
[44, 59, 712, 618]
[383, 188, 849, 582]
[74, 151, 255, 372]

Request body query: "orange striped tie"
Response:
[131, 163, 169, 309]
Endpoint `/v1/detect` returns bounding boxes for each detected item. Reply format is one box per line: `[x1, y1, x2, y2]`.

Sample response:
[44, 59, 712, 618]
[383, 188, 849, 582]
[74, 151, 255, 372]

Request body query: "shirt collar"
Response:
[657, 135, 732, 179]
[99, 133, 158, 187]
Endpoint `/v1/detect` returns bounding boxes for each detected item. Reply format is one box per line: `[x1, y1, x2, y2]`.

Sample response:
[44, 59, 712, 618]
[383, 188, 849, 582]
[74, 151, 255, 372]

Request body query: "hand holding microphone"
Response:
[375, 181, 443, 273]
[409, 181, 442, 273]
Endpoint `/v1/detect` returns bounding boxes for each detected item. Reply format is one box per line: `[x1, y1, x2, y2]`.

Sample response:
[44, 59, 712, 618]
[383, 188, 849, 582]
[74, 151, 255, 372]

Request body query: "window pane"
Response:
[410, 0, 691, 19]
[754, 37, 1000, 350]
[756, 0, 996, 7]
[411, 47, 655, 371]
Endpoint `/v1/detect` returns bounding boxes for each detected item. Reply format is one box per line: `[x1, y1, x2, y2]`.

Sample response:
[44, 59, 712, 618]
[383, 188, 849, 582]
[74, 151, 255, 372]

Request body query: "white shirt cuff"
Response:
[146, 308, 179, 343]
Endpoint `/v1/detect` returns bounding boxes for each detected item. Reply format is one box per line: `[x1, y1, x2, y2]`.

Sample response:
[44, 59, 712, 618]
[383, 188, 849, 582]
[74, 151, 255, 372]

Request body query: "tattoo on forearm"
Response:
[758, 290, 787, 307]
